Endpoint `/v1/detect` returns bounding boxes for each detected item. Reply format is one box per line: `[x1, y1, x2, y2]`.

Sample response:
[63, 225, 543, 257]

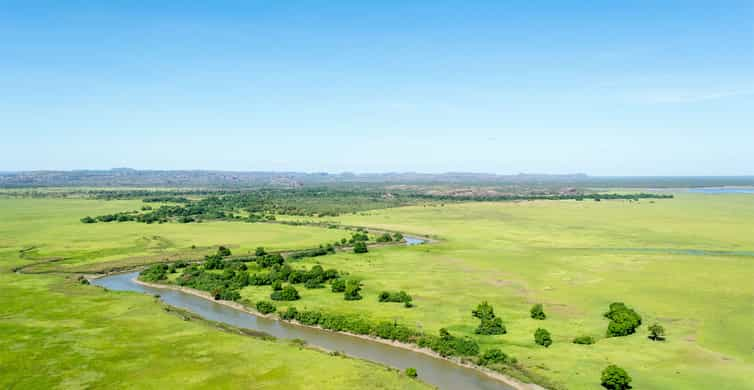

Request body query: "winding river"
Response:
[91, 236, 517, 390]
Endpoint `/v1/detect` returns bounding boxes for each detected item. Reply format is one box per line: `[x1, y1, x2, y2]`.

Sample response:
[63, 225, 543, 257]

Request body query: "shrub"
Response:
[217, 246, 232, 257]
[255, 247, 267, 256]
[530, 303, 546, 320]
[213, 288, 241, 301]
[80, 216, 96, 224]
[604, 303, 642, 337]
[271, 285, 300, 301]
[378, 290, 413, 306]
[331, 278, 346, 292]
[601, 364, 632, 389]
[203, 254, 223, 270]
[476, 317, 506, 335]
[344, 279, 362, 301]
[304, 278, 324, 289]
[295, 310, 322, 326]
[279, 306, 298, 320]
[353, 241, 368, 253]
[534, 328, 552, 347]
[573, 335, 595, 345]
[648, 323, 665, 341]
[405, 367, 417, 378]
[417, 328, 479, 357]
[256, 300, 276, 314]
[472, 301, 495, 320]
[478, 348, 516, 366]
[271, 280, 283, 291]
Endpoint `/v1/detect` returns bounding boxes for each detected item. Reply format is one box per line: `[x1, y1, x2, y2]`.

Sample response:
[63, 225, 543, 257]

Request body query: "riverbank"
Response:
[131, 276, 542, 390]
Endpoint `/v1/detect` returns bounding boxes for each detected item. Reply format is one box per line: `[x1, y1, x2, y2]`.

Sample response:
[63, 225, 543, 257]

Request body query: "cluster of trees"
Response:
[604, 302, 642, 337]
[287, 244, 336, 260]
[378, 290, 413, 307]
[375, 232, 404, 243]
[417, 328, 480, 357]
[472, 301, 506, 335]
[140, 263, 169, 282]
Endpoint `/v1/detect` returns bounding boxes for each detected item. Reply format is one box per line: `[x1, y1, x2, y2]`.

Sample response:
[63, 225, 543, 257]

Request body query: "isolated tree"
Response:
[601, 365, 632, 389]
[648, 323, 665, 341]
[534, 328, 552, 347]
[271, 285, 300, 301]
[255, 246, 267, 256]
[405, 367, 418, 378]
[530, 303, 546, 320]
[255, 300, 276, 314]
[472, 301, 496, 320]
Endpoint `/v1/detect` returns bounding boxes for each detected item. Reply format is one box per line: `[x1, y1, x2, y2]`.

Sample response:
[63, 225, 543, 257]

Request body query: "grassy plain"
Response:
[245, 194, 754, 389]
[0, 198, 428, 389]
[2, 194, 753, 389]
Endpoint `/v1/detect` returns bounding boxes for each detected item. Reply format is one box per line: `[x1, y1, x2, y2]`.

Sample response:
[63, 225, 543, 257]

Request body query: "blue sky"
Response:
[1, 1, 752, 175]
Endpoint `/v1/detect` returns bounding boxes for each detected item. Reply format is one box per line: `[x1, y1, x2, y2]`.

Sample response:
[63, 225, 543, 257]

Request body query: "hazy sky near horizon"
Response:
[1, 1, 753, 175]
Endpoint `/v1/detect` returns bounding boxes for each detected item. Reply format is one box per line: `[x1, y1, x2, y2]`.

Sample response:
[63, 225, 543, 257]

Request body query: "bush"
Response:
[478, 348, 516, 366]
[353, 241, 368, 253]
[472, 301, 495, 320]
[256, 300, 276, 314]
[648, 323, 665, 341]
[331, 278, 346, 292]
[601, 364, 632, 389]
[280, 306, 298, 320]
[304, 278, 324, 289]
[203, 254, 223, 270]
[213, 288, 241, 301]
[534, 328, 552, 347]
[530, 303, 546, 320]
[217, 246, 232, 257]
[271, 285, 300, 301]
[573, 335, 595, 345]
[378, 290, 413, 305]
[604, 303, 642, 337]
[405, 367, 417, 378]
[80, 216, 96, 224]
[271, 280, 283, 291]
[476, 317, 506, 335]
[255, 247, 267, 256]
[417, 328, 479, 357]
[344, 279, 362, 301]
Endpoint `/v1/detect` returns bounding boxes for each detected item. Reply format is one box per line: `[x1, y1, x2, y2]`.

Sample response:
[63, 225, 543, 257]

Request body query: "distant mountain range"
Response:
[0, 169, 752, 188]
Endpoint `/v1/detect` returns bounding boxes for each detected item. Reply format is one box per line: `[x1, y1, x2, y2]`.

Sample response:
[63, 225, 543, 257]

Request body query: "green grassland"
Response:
[0, 198, 428, 389]
[244, 194, 754, 389]
[2, 194, 753, 389]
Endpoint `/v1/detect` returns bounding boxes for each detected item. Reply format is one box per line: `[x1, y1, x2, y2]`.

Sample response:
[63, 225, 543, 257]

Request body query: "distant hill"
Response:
[0, 169, 752, 188]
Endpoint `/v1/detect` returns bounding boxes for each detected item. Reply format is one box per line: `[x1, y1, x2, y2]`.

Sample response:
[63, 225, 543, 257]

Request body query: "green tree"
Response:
[405, 367, 417, 378]
[271, 285, 300, 301]
[472, 301, 495, 320]
[217, 246, 232, 257]
[255, 247, 267, 256]
[353, 241, 368, 254]
[344, 279, 362, 300]
[331, 278, 346, 292]
[573, 335, 595, 345]
[601, 365, 632, 389]
[648, 323, 665, 341]
[534, 328, 552, 347]
[255, 300, 276, 314]
[530, 303, 546, 320]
